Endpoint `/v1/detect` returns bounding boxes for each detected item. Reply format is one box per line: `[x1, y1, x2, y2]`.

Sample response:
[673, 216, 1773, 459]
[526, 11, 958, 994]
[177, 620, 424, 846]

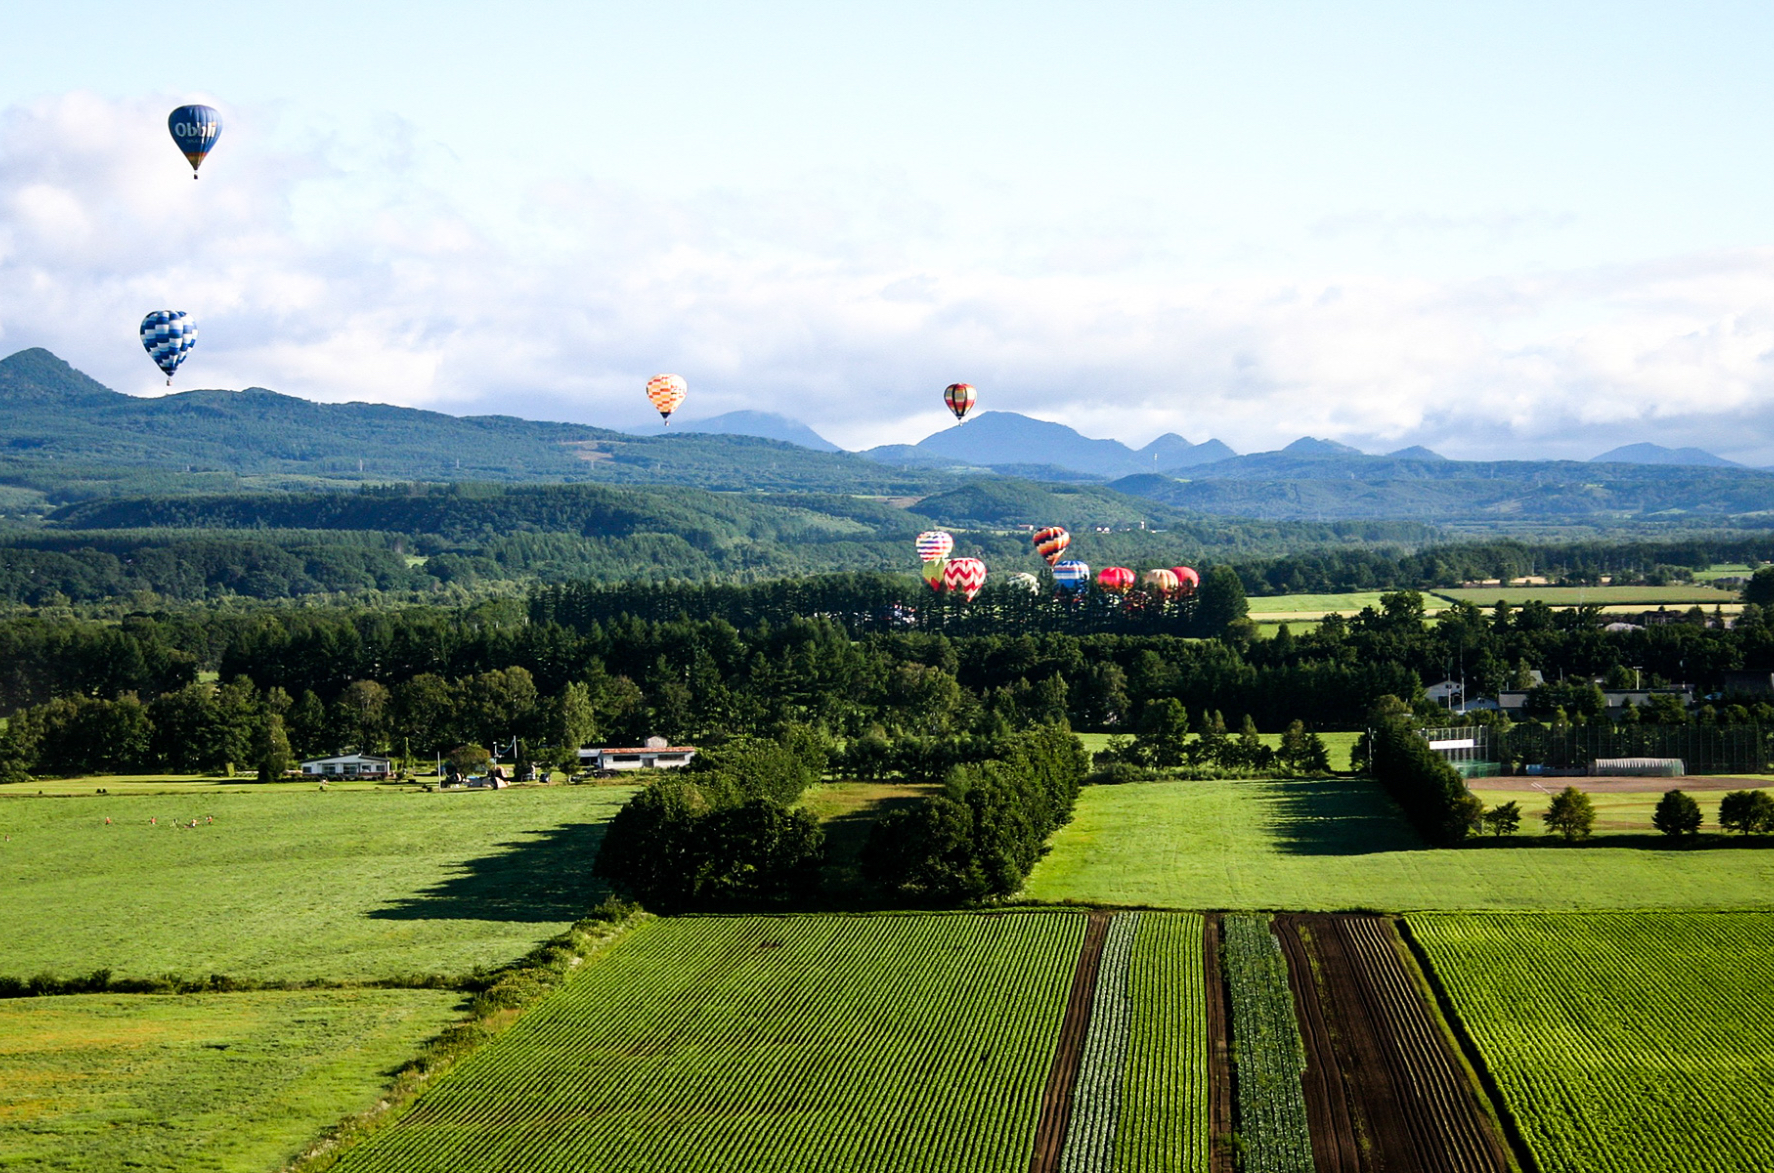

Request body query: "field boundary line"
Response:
[1200, 914, 1234, 1173]
[1392, 917, 1539, 1173]
[1028, 909, 1112, 1173]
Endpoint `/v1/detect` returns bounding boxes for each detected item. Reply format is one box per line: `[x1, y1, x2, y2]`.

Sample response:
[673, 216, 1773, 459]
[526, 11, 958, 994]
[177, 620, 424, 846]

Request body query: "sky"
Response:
[3, 2, 1774, 460]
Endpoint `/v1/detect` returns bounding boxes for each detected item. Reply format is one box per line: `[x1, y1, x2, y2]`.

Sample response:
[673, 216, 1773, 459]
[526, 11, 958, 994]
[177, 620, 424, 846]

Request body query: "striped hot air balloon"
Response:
[921, 559, 948, 591]
[1172, 566, 1201, 598]
[1052, 560, 1091, 593]
[1142, 568, 1181, 596]
[1097, 567, 1136, 594]
[943, 383, 976, 421]
[1031, 526, 1070, 565]
[167, 104, 222, 178]
[915, 531, 955, 562]
[645, 374, 687, 423]
[140, 311, 196, 385]
[943, 557, 987, 601]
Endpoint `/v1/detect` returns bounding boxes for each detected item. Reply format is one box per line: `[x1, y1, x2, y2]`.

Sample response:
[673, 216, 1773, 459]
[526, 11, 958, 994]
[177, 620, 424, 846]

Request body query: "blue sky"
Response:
[2, 2, 1773, 459]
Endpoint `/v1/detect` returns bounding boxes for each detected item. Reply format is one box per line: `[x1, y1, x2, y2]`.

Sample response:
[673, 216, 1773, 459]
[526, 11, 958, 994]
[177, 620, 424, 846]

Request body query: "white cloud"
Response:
[2, 92, 1774, 463]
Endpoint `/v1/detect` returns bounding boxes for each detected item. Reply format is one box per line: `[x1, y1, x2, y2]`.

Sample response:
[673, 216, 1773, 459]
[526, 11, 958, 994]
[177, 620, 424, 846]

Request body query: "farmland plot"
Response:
[332, 912, 1085, 1173]
[1114, 913, 1210, 1173]
[1410, 912, 1774, 1173]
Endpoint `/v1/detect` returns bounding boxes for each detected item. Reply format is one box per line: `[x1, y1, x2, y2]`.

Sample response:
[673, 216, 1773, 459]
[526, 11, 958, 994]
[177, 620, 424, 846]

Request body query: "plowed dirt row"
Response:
[1200, 916, 1234, 1173]
[1275, 914, 1508, 1173]
[1028, 910, 1113, 1173]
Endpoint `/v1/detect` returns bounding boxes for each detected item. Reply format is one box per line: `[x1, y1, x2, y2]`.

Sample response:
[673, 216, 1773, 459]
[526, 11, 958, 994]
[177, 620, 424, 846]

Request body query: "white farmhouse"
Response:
[299, 753, 394, 779]
[578, 736, 697, 772]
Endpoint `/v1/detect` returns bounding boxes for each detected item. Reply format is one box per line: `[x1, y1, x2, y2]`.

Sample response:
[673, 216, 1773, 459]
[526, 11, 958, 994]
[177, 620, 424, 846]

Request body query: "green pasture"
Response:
[1412, 912, 1774, 1173]
[1244, 592, 1441, 616]
[0, 987, 460, 1173]
[1432, 584, 1739, 606]
[1693, 563, 1756, 581]
[331, 912, 1103, 1173]
[0, 785, 632, 981]
[1021, 777, 1774, 910]
[1467, 783, 1773, 837]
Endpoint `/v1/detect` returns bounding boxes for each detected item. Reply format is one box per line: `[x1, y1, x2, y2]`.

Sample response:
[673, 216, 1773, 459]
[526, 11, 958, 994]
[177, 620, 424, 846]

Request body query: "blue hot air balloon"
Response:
[140, 311, 197, 384]
[1052, 560, 1091, 594]
[167, 105, 223, 178]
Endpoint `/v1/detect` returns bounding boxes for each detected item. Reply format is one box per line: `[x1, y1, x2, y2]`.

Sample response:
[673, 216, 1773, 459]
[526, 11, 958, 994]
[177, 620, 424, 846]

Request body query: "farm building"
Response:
[578, 736, 697, 772]
[299, 753, 394, 779]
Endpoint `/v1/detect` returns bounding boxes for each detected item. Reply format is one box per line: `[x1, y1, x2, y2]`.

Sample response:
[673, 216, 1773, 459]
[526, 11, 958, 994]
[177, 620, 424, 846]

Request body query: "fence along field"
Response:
[332, 912, 1088, 1173]
[1409, 912, 1774, 1173]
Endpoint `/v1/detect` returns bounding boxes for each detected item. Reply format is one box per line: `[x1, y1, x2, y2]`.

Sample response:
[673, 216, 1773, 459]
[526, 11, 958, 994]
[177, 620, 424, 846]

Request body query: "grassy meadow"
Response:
[1244, 592, 1445, 616]
[0, 988, 461, 1173]
[1021, 777, 1774, 910]
[0, 785, 633, 981]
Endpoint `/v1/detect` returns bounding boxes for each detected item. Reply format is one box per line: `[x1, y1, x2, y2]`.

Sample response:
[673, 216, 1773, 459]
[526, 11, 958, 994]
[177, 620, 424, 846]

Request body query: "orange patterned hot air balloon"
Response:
[1172, 566, 1200, 599]
[1142, 568, 1181, 596]
[1031, 526, 1070, 565]
[943, 383, 976, 422]
[1097, 566, 1135, 594]
[943, 557, 987, 601]
[645, 374, 687, 424]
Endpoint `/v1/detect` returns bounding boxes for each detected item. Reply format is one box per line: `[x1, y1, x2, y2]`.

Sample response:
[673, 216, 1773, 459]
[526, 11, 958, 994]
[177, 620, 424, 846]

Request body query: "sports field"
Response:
[1410, 912, 1774, 1173]
[331, 912, 1097, 1173]
[1021, 777, 1774, 910]
[0, 988, 461, 1173]
[0, 785, 632, 981]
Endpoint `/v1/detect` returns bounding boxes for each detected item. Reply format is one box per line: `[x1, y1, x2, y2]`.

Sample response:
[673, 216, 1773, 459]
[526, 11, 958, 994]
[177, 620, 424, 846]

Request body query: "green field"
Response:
[1021, 777, 1774, 910]
[1411, 912, 1774, 1173]
[331, 912, 1092, 1173]
[0, 786, 632, 981]
[1118, 913, 1209, 1173]
[0, 988, 461, 1173]
[1244, 592, 1444, 616]
[1432, 584, 1739, 606]
[1467, 784, 1772, 837]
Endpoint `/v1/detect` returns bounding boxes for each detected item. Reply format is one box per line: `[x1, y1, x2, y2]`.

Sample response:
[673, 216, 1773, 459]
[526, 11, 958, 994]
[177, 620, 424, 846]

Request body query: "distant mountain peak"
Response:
[674, 409, 840, 452]
[0, 348, 120, 405]
[1283, 436, 1365, 456]
[860, 411, 1237, 477]
[1386, 445, 1447, 462]
[1590, 442, 1740, 468]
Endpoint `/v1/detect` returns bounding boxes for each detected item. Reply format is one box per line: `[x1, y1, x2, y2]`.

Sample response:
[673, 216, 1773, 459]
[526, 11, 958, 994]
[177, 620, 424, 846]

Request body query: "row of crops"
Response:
[1221, 915, 1313, 1173]
[1410, 912, 1774, 1173]
[1060, 913, 1138, 1173]
[1114, 914, 1210, 1173]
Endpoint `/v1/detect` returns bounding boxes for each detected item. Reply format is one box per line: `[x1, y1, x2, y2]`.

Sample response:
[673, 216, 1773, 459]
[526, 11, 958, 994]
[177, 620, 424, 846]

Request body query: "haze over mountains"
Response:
[1, 347, 1769, 526]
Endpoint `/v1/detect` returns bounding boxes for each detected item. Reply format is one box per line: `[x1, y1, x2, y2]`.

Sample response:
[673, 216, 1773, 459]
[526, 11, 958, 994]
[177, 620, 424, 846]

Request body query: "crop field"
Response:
[332, 912, 1088, 1173]
[1021, 777, 1774, 910]
[1221, 915, 1312, 1173]
[0, 988, 461, 1173]
[1115, 913, 1209, 1173]
[1432, 584, 1738, 606]
[1410, 912, 1774, 1173]
[0, 785, 632, 981]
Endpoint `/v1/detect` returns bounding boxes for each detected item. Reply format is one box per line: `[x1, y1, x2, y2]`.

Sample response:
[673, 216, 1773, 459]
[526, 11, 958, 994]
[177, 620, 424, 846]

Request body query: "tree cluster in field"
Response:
[860, 725, 1091, 903]
[1092, 702, 1332, 778]
[1364, 701, 1486, 846]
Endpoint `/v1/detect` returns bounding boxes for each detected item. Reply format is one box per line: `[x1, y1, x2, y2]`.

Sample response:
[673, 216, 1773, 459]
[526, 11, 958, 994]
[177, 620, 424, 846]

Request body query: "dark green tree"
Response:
[1718, 789, 1774, 835]
[1480, 800, 1521, 838]
[1543, 786, 1597, 842]
[1652, 789, 1702, 839]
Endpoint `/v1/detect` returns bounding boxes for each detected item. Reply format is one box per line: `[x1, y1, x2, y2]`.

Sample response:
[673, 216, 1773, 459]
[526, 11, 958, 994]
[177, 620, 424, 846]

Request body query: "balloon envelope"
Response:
[915, 530, 955, 562]
[1142, 568, 1181, 596]
[943, 557, 987, 601]
[1031, 526, 1071, 565]
[943, 383, 976, 421]
[167, 105, 222, 176]
[645, 374, 687, 422]
[1008, 572, 1041, 592]
[921, 559, 948, 590]
[140, 311, 196, 384]
[1171, 566, 1200, 598]
[1051, 560, 1091, 592]
[1097, 566, 1135, 594]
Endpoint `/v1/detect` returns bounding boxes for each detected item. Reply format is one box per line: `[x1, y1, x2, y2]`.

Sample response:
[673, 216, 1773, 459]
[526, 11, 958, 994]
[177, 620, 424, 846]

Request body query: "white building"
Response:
[299, 753, 394, 779]
[578, 736, 697, 772]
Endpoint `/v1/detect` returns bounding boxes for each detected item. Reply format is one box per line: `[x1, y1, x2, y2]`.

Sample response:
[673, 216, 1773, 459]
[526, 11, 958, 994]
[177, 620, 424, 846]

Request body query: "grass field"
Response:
[0, 785, 632, 981]
[331, 912, 1089, 1173]
[1467, 784, 1768, 837]
[1411, 912, 1774, 1173]
[1432, 584, 1739, 606]
[1244, 592, 1446, 616]
[1021, 777, 1774, 910]
[0, 988, 461, 1173]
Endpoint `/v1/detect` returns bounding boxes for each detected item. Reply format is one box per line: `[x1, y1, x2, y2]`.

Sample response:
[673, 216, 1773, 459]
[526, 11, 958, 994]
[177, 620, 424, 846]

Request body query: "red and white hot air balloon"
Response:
[943, 383, 976, 422]
[645, 374, 687, 424]
[1031, 526, 1070, 565]
[943, 557, 987, 601]
[915, 531, 955, 562]
[1097, 567, 1135, 594]
[921, 560, 948, 591]
[1171, 566, 1200, 599]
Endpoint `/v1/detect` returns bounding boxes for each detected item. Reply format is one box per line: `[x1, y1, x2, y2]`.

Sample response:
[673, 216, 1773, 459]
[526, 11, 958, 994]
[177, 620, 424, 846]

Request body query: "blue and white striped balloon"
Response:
[140, 311, 197, 384]
[1052, 560, 1091, 593]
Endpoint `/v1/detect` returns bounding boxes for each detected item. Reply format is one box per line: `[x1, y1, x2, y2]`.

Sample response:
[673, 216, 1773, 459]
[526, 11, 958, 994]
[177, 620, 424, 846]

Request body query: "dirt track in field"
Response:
[1275, 914, 1509, 1173]
[1201, 915, 1234, 1173]
[1028, 909, 1112, 1173]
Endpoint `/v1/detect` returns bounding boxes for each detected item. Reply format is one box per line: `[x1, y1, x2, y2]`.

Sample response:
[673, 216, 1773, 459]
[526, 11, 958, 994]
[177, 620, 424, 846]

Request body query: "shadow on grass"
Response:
[1265, 777, 1426, 856]
[370, 821, 611, 922]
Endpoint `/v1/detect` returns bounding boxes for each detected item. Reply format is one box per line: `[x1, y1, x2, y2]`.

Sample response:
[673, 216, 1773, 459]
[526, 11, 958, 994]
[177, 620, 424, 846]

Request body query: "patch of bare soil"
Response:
[1201, 915, 1235, 1173]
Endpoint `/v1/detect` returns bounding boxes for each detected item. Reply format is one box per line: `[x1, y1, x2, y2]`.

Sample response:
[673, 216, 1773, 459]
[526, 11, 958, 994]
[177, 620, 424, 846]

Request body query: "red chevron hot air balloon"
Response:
[1172, 566, 1200, 599]
[943, 383, 976, 422]
[1097, 567, 1135, 594]
[1031, 526, 1071, 565]
[943, 557, 987, 601]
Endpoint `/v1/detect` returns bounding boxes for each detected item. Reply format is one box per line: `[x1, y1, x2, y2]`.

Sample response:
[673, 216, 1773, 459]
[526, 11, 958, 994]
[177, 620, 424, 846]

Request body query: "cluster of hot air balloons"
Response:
[908, 516, 1200, 611]
[139, 106, 224, 386]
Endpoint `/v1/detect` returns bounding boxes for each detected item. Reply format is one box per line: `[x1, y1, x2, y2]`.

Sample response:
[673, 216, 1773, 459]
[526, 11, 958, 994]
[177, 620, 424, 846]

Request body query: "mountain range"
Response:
[860, 411, 1238, 477]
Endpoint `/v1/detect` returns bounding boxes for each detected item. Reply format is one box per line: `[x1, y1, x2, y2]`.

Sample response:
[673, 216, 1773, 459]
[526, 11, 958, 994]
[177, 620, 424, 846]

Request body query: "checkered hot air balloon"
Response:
[1142, 568, 1181, 596]
[1097, 567, 1136, 594]
[167, 105, 222, 178]
[1172, 566, 1200, 599]
[140, 311, 196, 385]
[921, 559, 948, 591]
[1052, 560, 1090, 593]
[943, 557, 987, 601]
[645, 374, 687, 424]
[943, 383, 976, 422]
[915, 531, 954, 562]
[1031, 526, 1070, 565]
